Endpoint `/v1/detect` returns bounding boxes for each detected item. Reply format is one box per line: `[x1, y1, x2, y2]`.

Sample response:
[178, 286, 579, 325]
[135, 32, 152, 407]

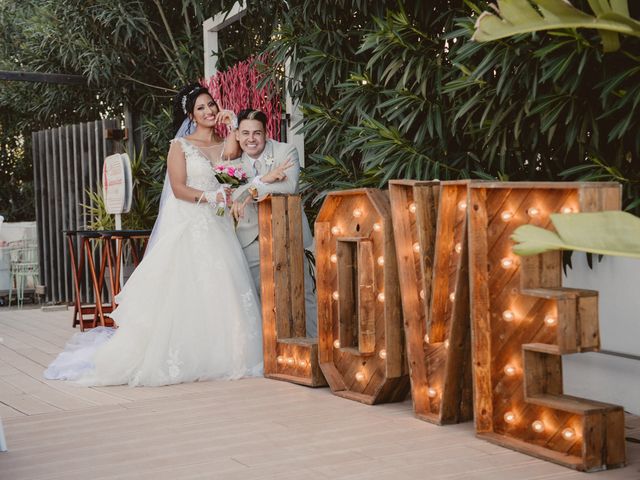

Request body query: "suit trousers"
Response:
[243, 238, 318, 338]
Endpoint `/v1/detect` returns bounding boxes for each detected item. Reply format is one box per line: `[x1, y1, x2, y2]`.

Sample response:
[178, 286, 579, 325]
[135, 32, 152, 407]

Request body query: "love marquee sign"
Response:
[257, 181, 626, 472]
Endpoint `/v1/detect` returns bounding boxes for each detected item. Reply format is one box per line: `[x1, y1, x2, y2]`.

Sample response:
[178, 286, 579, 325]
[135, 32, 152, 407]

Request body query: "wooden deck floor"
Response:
[0, 308, 639, 480]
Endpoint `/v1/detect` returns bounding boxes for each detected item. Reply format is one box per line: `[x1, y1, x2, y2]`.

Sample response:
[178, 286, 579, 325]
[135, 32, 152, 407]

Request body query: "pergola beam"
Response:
[0, 70, 85, 85]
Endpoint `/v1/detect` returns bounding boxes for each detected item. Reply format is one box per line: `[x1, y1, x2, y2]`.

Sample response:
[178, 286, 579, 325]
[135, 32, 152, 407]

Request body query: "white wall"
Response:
[562, 253, 640, 415]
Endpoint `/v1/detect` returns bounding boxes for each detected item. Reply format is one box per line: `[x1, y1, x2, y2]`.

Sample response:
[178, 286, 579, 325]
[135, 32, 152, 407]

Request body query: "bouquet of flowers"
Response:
[213, 164, 248, 216]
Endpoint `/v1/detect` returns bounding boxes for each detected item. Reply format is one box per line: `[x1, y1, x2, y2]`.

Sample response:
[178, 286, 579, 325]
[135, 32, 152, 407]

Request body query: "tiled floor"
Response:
[0, 308, 639, 479]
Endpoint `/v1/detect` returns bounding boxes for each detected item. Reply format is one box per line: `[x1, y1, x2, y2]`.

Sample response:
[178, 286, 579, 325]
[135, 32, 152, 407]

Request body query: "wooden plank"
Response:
[271, 196, 292, 338]
[258, 198, 277, 376]
[336, 239, 356, 350]
[577, 295, 599, 351]
[357, 239, 375, 354]
[468, 187, 493, 433]
[286, 195, 306, 338]
[315, 222, 333, 366]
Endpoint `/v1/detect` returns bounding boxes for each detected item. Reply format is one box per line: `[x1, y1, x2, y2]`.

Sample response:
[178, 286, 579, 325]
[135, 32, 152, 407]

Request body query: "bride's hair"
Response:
[172, 82, 219, 132]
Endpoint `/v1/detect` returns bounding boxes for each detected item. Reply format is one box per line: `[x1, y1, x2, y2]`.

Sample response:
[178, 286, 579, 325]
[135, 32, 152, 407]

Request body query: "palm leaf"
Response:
[512, 211, 640, 258]
[472, 0, 640, 52]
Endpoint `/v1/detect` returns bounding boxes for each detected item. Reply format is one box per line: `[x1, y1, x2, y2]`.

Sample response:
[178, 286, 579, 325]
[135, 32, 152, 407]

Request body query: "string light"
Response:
[504, 364, 517, 376]
[373, 223, 382, 232]
[298, 359, 308, 368]
[501, 257, 514, 269]
[352, 208, 363, 218]
[355, 371, 365, 382]
[427, 387, 437, 398]
[409, 202, 417, 213]
[424, 334, 430, 343]
[286, 357, 295, 366]
[332, 291, 339, 300]
[277, 356, 285, 365]
[501, 211, 514, 222]
[449, 292, 456, 302]
[544, 315, 557, 326]
[413, 242, 420, 253]
[379, 349, 387, 359]
[504, 411, 516, 424]
[331, 226, 342, 235]
[419, 289, 425, 300]
[458, 201, 467, 211]
[444, 339, 450, 349]
[333, 339, 340, 349]
[532, 420, 545, 433]
[562, 428, 576, 440]
[502, 310, 515, 322]
[561, 207, 574, 214]
[527, 207, 540, 218]
[377, 292, 385, 302]
[454, 242, 462, 254]
[330, 254, 337, 263]
[377, 256, 384, 266]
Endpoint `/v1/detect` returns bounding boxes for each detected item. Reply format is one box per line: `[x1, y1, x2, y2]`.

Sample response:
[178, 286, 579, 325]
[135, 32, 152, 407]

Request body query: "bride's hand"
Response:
[214, 110, 237, 127]
[231, 196, 252, 220]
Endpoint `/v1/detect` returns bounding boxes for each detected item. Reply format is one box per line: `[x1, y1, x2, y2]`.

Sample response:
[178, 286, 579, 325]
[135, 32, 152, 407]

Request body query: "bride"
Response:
[44, 83, 263, 386]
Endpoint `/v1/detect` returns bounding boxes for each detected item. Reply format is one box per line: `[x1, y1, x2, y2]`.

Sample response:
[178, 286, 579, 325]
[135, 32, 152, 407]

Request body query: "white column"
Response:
[284, 58, 306, 166]
[203, 2, 247, 78]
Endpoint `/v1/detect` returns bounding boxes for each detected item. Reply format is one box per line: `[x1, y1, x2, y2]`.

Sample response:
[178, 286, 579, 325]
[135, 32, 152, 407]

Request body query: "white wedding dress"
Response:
[44, 138, 263, 386]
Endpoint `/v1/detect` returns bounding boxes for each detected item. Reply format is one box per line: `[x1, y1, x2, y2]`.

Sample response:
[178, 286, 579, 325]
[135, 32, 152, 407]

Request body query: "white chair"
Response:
[0, 417, 7, 452]
[8, 243, 39, 308]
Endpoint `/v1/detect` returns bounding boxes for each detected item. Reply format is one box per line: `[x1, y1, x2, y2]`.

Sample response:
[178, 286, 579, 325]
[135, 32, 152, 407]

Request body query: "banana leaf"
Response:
[511, 211, 640, 259]
[472, 0, 640, 52]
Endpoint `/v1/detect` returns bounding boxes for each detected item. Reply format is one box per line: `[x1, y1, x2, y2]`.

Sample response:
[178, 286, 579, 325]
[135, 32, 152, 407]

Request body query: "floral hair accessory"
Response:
[182, 86, 204, 115]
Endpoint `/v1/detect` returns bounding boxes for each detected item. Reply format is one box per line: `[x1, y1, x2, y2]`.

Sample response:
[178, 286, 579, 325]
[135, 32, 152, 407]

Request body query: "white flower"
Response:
[264, 154, 274, 167]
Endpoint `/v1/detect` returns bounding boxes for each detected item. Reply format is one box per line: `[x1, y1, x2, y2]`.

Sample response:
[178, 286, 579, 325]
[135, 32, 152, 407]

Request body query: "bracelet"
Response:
[196, 192, 205, 204]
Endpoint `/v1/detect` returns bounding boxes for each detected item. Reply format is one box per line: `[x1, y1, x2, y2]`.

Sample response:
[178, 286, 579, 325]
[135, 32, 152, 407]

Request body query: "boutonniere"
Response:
[264, 154, 274, 167]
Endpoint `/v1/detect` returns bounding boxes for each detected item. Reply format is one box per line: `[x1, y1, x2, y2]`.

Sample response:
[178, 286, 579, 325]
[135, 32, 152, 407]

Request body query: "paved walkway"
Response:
[0, 308, 639, 479]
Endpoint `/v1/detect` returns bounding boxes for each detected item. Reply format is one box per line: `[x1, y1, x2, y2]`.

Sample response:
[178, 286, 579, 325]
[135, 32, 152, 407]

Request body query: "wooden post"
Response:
[258, 194, 326, 387]
[468, 182, 626, 472]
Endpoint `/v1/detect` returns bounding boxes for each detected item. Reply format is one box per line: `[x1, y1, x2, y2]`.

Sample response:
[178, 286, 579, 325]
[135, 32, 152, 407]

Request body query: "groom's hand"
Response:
[231, 196, 252, 220]
[261, 158, 295, 184]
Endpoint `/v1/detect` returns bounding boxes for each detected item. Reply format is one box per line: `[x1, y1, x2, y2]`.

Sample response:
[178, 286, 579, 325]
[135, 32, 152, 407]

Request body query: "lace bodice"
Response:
[175, 137, 223, 192]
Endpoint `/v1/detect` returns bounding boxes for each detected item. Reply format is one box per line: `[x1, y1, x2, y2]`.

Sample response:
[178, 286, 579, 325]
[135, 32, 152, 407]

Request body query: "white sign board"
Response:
[102, 153, 132, 215]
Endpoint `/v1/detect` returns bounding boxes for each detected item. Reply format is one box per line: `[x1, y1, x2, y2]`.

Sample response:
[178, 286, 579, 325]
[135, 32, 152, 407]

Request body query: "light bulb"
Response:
[427, 387, 437, 398]
[298, 359, 308, 368]
[286, 357, 295, 366]
[458, 201, 467, 211]
[454, 242, 462, 254]
[277, 356, 285, 364]
[501, 211, 514, 222]
[449, 292, 456, 302]
[373, 223, 382, 232]
[332, 291, 339, 300]
[532, 420, 545, 433]
[444, 339, 450, 349]
[331, 226, 342, 235]
[562, 428, 576, 440]
[412, 242, 420, 253]
[544, 315, 557, 326]
[501, 257, 514, 269]
[352, 208, 363, 218]
[333, 339, 340, 349]
[504, 411, 516, 424]
[424, 334, 430, 343]
[330, 254, 337, 263]
[561, 207, 573, 214]
[504, 364, 516, 376]
[409, 202, 417, 213]
[355, 371, 365, 382]
[377, 256, 384, 266]
[527, 207, 540, 217]
[502, 310, 515, 322]
[379, 349, 387, 359]
[419, 289, 425, 300]
[377, 292, 385, 302]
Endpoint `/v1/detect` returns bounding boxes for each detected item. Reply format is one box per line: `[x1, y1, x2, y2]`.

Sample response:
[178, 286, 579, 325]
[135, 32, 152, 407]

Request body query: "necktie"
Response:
[253, 159, 261, 176]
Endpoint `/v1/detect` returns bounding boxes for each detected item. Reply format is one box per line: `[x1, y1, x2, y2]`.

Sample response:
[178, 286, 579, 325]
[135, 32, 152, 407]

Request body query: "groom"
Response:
[231, 109, 317, 338]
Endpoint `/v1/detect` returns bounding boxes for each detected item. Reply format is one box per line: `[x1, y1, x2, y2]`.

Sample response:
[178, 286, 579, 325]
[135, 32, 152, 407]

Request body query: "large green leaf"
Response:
[512, 211, 640, 258]
[472, 0, 640, 52]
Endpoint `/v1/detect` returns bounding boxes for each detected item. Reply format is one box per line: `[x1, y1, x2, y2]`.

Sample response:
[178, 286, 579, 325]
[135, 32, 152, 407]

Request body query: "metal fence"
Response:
[32, 119, 123, 304]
